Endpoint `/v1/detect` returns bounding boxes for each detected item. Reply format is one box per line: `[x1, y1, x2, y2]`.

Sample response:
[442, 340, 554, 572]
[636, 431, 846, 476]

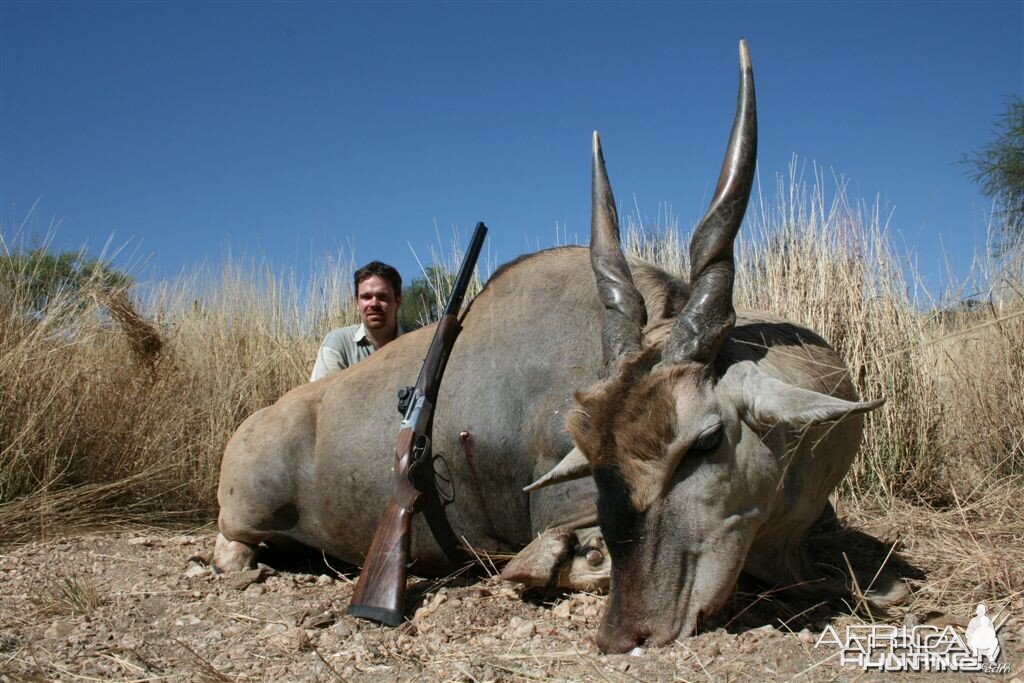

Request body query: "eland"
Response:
[215, 39, 885, 652]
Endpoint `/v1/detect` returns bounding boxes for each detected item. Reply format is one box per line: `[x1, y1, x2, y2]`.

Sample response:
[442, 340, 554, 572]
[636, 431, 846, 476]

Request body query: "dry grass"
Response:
[0, 249, 358, 542]
[1, 165, 1022, 570]
[49, 573, 104, 616]
[844, 480, 1024, 616]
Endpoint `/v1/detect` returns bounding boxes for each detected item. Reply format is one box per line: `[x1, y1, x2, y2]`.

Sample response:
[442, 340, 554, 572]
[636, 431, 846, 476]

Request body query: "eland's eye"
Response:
[691, 426, 723, 453]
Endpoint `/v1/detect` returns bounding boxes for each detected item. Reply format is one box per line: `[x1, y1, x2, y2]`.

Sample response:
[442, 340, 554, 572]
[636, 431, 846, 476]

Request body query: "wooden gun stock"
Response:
[345, 499, 414, 626]
[348, 428, 423, 625]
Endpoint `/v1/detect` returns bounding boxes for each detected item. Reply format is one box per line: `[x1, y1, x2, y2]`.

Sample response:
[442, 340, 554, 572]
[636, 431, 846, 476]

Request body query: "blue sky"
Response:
[2, 1, 1021, 299]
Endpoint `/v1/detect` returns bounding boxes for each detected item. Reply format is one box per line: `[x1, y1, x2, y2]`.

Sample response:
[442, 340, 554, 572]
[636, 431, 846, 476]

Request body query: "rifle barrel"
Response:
[442, 222, 488, 319]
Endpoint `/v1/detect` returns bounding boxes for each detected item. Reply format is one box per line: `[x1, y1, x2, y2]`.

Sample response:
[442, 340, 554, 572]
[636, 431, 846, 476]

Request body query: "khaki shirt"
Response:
[309, 323, 403, 382]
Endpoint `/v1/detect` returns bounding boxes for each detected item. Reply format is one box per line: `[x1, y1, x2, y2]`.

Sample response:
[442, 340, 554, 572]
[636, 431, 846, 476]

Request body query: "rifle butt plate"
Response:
[346, 603, 404, 627]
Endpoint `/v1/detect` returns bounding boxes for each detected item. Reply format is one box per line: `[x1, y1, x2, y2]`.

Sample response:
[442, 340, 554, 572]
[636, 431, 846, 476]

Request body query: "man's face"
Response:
[356, 275, 401, 332]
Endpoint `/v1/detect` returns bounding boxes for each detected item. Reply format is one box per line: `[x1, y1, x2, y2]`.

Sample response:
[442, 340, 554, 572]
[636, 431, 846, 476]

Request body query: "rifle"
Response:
[347, 222, 488, 626]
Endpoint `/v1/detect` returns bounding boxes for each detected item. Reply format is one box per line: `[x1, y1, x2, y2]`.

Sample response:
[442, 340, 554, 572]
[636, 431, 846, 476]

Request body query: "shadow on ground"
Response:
[250, 519, 925, 636]
[707, 523, 926, 635]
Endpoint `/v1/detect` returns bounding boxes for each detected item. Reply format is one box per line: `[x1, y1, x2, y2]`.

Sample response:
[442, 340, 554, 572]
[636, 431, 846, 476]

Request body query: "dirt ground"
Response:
[1, 509, 1022, 682]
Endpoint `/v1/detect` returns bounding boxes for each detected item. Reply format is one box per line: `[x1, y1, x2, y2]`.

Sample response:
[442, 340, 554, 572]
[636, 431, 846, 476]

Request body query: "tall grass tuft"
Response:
[1, 166, 1022, 543]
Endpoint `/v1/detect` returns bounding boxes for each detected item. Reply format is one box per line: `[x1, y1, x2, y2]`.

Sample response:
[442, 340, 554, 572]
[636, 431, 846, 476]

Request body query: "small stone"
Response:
[629, 646, 644, 657]
[552, 601, 572, 619]
[44, 621, 74, 639]
[267, 627, 307, 653]
[184, 565, 209, 579]
[118, 634, 143, 650]
[228, 567, 266, 591]
[316, 574, 333, 586]
[304, 611, 336, 629]
[414, 591, 448, 621]
[512, 620, 536, 639]
[260, 622, 288, 636]
[244, 583, 266, 596]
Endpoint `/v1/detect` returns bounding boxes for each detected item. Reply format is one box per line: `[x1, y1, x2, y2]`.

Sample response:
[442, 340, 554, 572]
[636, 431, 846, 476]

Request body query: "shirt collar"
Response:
[354, 322, 403, 346]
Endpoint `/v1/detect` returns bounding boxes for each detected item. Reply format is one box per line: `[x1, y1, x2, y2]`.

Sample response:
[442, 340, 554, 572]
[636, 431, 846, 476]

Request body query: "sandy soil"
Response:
[1, 524, 1021, 682]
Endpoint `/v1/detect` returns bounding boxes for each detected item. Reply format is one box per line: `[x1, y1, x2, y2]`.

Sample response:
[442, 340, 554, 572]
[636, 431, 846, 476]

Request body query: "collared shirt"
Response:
[309, 323, 404, 382]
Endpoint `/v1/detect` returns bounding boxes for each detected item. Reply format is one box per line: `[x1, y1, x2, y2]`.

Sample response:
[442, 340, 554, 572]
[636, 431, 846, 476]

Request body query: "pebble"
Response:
[228, 567, 266, 590]
[304, 611, 336, 629]
[183, 565, 209, 579]
[261, 623, 288, 636]
[44, 621, 74, 639]
[267, 628, 308, 653]
[512, 619, 536, 639]
[414, 591, 448, 621]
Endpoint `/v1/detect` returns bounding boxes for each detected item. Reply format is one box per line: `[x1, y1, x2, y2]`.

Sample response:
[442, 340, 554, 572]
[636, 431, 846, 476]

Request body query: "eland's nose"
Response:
[597, 621, 649, 654]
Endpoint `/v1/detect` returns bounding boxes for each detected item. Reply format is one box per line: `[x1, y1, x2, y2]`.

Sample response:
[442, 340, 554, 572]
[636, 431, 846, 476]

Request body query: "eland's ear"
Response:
[722, 364, 885, 429]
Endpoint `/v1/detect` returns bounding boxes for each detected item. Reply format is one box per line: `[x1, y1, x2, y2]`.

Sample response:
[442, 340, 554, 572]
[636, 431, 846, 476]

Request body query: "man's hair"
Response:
[354, 261, 402, 297]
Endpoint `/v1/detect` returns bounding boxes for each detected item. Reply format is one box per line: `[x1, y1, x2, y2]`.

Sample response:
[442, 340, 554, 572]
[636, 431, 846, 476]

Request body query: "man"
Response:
[310, 261, 404, 381]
